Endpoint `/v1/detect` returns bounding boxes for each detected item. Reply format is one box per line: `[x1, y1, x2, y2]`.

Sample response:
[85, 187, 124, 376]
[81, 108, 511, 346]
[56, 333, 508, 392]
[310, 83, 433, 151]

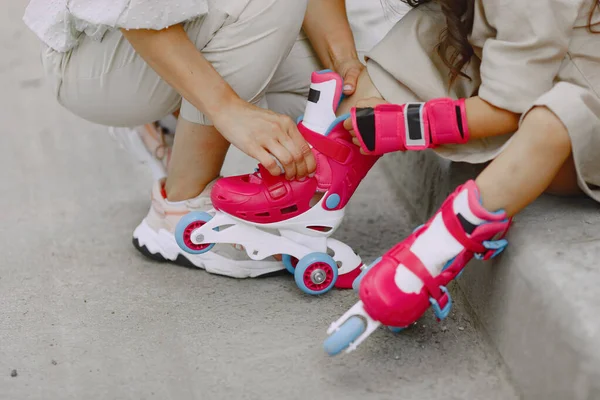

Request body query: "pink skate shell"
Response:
[360, 180, 510, 327]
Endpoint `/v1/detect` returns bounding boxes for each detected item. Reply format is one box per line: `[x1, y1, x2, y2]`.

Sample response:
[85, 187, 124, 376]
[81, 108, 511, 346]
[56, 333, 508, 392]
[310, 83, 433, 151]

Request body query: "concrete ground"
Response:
[2, 1, 518, 399]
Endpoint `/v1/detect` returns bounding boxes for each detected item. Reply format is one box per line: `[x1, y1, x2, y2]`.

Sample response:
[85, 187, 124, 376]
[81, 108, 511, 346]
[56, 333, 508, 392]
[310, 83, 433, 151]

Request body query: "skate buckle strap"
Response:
[257, 164, 288, 200]
[442, 202, 511, 260]
[429, 285, 452, 320]
[301, 127, 351, 164]
[394, 248, 452, 320]
[474, 218, 512, 261]
[441, 206, 487, 254]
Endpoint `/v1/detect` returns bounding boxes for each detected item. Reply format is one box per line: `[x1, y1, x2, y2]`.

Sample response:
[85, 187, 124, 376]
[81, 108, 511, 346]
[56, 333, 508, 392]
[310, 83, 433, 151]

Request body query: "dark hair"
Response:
[589, 0, 600, 33]
[401, 0, 599, 86]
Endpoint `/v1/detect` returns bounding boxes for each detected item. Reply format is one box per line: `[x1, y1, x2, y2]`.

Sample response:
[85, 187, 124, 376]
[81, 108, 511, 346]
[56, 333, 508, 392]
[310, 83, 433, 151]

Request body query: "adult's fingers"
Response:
[286, 123, 316, 175]
[280, 135, 308, 178]
[342, 66, 362, 96]
[266, 140, 296, 179]
[249, 146, 283, 177]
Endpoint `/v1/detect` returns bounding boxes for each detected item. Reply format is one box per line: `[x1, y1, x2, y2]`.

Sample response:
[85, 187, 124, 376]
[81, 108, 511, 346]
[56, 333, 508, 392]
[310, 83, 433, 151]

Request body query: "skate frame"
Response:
[326, 301, 381, 354]
[189, 196, 362, 276]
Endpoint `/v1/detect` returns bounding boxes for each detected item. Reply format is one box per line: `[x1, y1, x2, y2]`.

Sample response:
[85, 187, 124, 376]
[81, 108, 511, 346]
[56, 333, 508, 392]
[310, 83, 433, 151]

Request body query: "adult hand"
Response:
[333, 57, 365, 96]
[213, 99, 316, 179]
[344, 97, 390, 153]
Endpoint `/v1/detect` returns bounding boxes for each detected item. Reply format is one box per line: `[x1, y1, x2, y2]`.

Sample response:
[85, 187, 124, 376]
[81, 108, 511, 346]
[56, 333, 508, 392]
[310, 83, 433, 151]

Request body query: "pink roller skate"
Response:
[324, 180, 511, 355]
[174, 70, 380, 295]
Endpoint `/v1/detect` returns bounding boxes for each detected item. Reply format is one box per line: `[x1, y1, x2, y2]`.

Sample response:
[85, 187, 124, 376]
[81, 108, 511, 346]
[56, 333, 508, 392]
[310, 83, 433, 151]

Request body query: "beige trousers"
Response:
[41, 0, 317, 127]
[41, 1, 403, 128]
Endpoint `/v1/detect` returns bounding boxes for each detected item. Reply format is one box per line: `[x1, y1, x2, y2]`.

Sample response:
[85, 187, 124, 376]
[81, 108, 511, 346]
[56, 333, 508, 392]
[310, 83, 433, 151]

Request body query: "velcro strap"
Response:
[393, 247, 442, 300]
[425, 98, 469, 145]
[258, 164, 280, 186]
[369, 103, 432, 152]
[441, 205, 487, 254]
[372, 104, 407, 152]
[301, 127, 350, 164]
[257, 164, 289, 200]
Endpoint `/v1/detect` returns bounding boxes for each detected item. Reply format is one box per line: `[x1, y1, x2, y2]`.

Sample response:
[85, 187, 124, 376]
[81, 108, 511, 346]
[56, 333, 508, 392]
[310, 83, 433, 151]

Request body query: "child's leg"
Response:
[545, 155, 581, 196]
[327, 107, 575, 344]
[353, 108, 576, 329]
[476, 106, 574, 215]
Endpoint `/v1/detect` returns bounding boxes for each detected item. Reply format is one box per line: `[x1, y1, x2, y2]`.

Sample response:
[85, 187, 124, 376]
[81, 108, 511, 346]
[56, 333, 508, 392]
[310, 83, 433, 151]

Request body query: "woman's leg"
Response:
[56, 0, 308, 201]
[165, 120, 230, 201]
[54, 0, 309, 272]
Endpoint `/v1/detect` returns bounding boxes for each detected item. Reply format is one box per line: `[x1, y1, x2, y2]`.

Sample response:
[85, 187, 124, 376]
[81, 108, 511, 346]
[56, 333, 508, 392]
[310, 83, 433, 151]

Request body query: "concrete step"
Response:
[381, 152, 600, 399]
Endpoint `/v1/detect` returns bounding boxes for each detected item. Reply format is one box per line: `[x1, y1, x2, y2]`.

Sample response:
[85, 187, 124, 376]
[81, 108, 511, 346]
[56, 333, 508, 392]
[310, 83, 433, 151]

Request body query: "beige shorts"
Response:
[41, 0, 320, 127]
[365, 5, 600, 201]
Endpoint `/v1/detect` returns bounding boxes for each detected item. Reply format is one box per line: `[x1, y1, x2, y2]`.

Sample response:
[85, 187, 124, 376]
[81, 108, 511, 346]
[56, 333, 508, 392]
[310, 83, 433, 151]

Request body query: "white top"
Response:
[345, 0, 406, 57]
[23, 0, 246, 53]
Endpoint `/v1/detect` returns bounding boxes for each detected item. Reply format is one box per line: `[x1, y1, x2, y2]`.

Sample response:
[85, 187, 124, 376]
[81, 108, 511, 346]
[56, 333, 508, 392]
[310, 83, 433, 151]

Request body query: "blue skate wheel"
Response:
[323, 316, 366, 356]
[388, 326, 406, 333]
[282, 254, 298, 274]
[352, 257, 382, 292]
[294, 253, 338, 295]
[175, 211, 215, 255]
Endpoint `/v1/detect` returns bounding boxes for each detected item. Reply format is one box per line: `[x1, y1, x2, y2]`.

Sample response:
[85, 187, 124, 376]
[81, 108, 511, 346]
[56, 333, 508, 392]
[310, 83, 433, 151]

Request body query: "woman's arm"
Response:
[121, 25, 315, 178]
[121, 26, 237, 121]
[302, 0, 363, 95]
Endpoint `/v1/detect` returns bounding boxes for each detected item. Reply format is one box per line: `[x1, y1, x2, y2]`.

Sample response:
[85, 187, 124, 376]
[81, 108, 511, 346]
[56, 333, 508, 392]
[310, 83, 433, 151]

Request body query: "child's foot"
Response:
[109, 122, 173, 181]
[325, 180, 511, 355]
[132, 179, 285, 278]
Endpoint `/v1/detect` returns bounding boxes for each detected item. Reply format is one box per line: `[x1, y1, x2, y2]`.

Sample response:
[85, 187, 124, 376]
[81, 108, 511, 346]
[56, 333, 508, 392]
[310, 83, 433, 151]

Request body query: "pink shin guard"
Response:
[350, 98, 470, 155]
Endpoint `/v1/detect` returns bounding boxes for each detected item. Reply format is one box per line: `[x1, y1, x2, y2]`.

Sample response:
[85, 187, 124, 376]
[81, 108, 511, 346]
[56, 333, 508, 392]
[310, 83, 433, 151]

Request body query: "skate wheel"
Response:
[175, 211, 215, 255]
[294, 253, 338, 295]
[282, 254, 299, 274]
[352, 257, 381, 292]
[323, 316, 366, 356]
[388, 326, 405, 333]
